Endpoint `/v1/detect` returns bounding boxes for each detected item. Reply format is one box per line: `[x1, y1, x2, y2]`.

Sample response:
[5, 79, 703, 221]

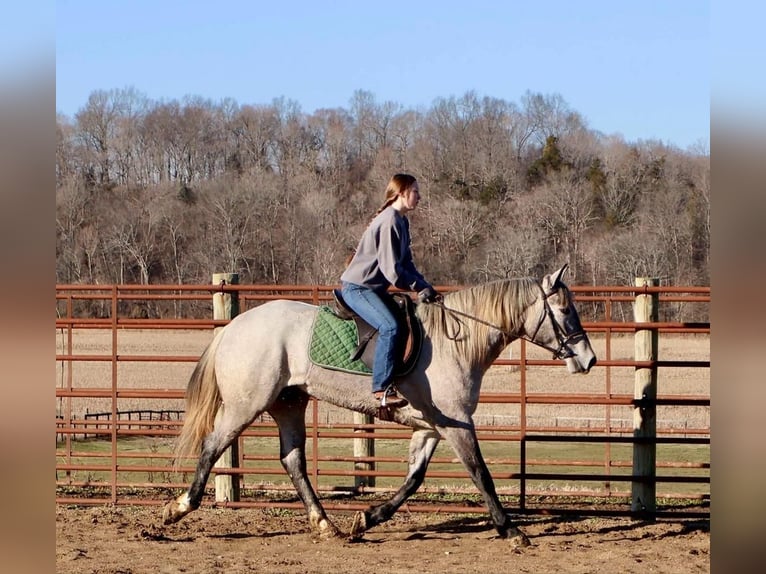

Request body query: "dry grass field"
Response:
[55, 327, 710, 432]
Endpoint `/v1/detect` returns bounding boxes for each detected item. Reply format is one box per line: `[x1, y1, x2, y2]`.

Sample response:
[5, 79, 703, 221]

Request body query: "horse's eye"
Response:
[561, 306, 571, 315]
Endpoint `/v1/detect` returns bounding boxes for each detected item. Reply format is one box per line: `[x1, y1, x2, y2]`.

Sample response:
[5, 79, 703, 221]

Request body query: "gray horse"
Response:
[162, 265, 596, 547]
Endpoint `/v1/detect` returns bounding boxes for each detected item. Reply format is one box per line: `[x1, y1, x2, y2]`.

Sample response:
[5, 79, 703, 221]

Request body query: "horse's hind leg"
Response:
[163, 405, 256, 525]
[268, 386, 341, 539]
[350, 428, 441, 538]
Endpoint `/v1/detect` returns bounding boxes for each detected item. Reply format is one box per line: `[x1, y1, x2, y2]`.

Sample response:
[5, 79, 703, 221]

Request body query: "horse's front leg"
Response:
[350, 428, 441, 538]
[441, 425, 531, 547]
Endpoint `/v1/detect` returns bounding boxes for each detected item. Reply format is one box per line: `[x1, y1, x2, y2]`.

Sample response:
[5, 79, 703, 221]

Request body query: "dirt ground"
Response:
[56, 505, 709, 574]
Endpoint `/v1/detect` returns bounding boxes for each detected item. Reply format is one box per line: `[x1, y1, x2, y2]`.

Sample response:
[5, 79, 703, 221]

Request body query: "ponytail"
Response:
[375, 173, 417, 215]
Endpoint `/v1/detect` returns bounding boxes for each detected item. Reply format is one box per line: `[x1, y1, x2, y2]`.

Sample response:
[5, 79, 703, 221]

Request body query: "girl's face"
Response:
[399, 184, 421, 212]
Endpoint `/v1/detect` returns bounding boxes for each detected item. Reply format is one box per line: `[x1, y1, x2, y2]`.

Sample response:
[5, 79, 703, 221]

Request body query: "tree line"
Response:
[56, 87, 709, 318]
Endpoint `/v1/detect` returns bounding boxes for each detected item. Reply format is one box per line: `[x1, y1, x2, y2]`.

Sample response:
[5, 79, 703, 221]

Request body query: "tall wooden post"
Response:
[213, 272, 240, 503]
[353, 412, 376, 489]
[632, 277, 659, 516]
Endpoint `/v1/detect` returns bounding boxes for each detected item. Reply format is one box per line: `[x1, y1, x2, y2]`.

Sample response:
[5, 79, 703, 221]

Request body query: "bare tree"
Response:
[56, 114, 78, 185]
[687, 153, 710, 282]
[602, 227, 671, 286]
[105, 194, 161, 285]
[296, 186, 346, 284]
[231, 103, 279, 174]
[421, 196, 491, 282]
[271, 97, 321, 179]
[310, 107, 354, 185]
[371, 99, 401, 152]
[349, 89, 380, 168]
[109, 87, 150, 187]
[56, 181, 89, 282]
[473, 196, 547, 281]
[176, 96, 223, 183]
[389, 109, 422, 170]
[465, 96, 528, 205]
[594, 138, 653, 228]
[534, 168, 597, 281]
[520, 91, 586, 147]
[425, 92, 481, 186]
[141, 101, 181, 183]
[56, 88, 710, 296]
[75, 90, 123, 187]
[201, 180, 256, 275]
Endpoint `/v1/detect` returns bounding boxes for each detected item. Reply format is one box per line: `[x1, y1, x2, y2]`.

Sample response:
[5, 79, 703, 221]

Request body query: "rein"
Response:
[433, 301, 512, 342]
[432, 284, 583, 360]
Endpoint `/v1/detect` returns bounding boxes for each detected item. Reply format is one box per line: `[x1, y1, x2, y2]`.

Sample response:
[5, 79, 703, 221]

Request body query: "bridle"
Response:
[525, 284, 586, 359]
[432, 282, 585, 360]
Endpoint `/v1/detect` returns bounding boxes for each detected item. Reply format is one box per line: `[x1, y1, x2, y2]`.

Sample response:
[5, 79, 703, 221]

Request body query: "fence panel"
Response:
[55, 282, 709, 519]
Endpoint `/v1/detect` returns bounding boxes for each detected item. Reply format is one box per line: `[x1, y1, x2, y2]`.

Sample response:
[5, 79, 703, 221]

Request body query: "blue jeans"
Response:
[340, 282, 398, 393]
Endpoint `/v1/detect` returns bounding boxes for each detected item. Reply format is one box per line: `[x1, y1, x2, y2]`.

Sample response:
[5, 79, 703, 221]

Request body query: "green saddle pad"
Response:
[309, 306, 372, 375]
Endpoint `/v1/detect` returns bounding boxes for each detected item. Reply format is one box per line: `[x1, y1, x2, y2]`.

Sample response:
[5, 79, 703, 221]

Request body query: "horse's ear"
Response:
[553, 263, 568, 285]
[543, 264, 568, 292]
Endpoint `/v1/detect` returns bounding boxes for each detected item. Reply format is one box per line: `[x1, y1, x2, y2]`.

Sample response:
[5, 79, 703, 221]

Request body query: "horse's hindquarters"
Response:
[215, 300, 317, 404]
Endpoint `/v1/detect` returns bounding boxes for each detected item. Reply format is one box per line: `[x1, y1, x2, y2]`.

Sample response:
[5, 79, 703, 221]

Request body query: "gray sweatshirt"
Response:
[341, 206, 432, 294]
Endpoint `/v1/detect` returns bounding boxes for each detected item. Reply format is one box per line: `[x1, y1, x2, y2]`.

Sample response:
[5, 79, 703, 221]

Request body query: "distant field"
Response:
[55, 328, 709, 432]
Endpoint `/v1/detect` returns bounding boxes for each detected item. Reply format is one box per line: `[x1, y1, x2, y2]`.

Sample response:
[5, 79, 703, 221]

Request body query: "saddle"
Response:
[331, 289, 423, 376]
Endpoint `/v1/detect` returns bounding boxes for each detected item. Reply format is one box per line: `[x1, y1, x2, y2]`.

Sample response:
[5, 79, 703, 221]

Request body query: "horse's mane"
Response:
[416, 278, 540, 367]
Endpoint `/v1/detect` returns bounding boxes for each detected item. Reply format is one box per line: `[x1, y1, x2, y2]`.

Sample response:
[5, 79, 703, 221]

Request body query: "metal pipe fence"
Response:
[55, 282, 710, 519]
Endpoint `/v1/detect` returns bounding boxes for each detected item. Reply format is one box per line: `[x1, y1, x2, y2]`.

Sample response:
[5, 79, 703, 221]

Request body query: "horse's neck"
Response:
[478, 330, 513, 372]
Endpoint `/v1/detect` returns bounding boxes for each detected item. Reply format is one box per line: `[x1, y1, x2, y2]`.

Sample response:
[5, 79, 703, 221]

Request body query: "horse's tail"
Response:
[173, 328, 226, 469]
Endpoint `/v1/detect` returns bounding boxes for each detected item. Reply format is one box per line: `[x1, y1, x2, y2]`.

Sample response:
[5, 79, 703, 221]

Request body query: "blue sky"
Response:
[53, 0, 713, 149]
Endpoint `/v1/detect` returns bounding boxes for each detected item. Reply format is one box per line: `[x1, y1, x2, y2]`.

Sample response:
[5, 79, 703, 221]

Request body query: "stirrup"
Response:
[375, 385, 408, 408]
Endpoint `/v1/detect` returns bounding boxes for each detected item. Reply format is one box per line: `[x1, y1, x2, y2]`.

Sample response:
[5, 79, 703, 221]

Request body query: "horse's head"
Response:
[524, 264, 597, 374]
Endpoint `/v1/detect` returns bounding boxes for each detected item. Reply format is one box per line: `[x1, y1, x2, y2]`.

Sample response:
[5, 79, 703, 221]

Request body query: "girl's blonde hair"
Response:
[376, 173, 417, 214]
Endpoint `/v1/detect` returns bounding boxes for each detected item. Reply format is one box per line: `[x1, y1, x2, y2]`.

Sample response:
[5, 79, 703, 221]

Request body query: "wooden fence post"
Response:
[213, 272, 240, 503]
[353, 412, 375, 489]
[632, 277, 659, 516]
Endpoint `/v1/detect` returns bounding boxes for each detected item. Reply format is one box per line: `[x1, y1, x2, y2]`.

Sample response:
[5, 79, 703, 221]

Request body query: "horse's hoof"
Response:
[315, 518, 343, 540]
[321, 526, 343, 540]
[162, 502, 182, 525]
[348, 511, 368, 539]
[310, 524, 343, 542]
[508, 529, 531, 549]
